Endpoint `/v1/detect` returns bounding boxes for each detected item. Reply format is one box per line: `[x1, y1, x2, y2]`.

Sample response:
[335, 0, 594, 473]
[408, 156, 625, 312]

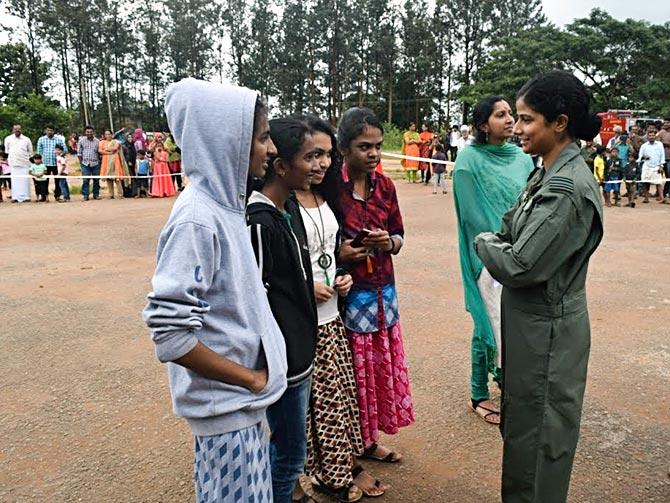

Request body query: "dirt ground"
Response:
[1, 173, 670, 503]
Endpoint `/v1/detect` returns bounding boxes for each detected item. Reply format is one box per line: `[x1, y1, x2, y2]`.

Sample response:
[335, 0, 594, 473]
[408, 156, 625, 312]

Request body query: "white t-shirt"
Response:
[299, 201, 340, 325]
[4, 134, 33, 168]
[456, 136, 473, 150]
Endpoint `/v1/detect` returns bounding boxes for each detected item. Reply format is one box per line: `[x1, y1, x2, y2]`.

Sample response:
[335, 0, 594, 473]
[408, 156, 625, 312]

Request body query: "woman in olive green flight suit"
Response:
[474, 71, 604, 503]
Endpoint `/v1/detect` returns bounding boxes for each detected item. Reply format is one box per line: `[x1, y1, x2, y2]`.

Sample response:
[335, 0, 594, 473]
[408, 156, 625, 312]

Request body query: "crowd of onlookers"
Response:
[4, 118, 669, 208]
[581, 120, 669, 207]
[1, 124, 183, 203]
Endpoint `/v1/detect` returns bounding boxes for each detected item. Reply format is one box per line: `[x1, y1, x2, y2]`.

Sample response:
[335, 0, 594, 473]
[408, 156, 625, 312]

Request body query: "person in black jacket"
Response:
[246, 117, 320, 503]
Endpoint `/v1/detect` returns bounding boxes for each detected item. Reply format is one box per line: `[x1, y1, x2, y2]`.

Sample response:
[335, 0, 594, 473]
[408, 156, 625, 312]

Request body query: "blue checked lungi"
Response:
[194, 422, 272, 503]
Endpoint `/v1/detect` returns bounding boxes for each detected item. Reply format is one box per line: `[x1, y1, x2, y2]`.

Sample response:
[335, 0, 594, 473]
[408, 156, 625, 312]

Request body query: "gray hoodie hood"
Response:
[165, 78, 256, 211]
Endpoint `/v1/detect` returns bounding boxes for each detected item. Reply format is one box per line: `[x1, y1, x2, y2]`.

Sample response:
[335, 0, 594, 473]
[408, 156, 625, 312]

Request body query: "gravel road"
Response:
[1, 178, 669, 502]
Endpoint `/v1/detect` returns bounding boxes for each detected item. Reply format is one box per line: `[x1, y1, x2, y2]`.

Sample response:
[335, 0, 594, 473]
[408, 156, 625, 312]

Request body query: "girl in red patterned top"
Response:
[337, 107, 415, 467]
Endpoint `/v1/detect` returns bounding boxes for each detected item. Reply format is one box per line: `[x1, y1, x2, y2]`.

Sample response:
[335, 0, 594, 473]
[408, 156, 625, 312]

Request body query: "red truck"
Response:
[597, 110, 660, 145]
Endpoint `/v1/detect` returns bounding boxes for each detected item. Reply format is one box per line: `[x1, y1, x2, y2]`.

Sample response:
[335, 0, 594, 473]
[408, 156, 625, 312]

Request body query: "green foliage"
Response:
[1, 1, 669, 137]
[562, 10, 670, 113]
[382, 122, 403, 151]
[460, 25, 568, 112]
[0, 93, 75, 143]
[0, 42, 47, 102]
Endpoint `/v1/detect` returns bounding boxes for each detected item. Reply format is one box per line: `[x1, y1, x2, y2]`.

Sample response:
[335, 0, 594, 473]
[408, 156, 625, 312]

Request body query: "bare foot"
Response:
[353, 467, 387, 497]
[361, 443, 403, 463]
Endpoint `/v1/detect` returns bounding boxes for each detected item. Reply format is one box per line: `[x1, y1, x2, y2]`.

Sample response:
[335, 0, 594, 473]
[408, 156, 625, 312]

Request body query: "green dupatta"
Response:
[452, 142, 534, 368]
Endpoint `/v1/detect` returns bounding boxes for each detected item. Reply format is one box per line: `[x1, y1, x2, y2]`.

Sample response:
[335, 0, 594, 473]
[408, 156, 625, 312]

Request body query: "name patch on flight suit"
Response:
[547, 176, 574, 195]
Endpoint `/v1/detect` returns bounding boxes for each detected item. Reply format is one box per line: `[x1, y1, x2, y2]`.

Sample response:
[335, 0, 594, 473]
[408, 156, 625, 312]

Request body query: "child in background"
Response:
[623, 150, 638, 208]
[30, 154, 48, 202]
[431, 143, 447, 194]
[135, 150, 150, 197]
[593, 145, 606, 190]
[1, 152, 10, 193]
[55, 145, 70, 202]
[603, 147, 622, 207]
[616, 133, 629, 162]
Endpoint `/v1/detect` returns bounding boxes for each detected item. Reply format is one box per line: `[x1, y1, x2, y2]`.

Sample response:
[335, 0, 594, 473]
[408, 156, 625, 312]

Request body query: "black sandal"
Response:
[351, 465, 385, 498]
[360, 443, 402, 463]
[311, 476, 363, 502]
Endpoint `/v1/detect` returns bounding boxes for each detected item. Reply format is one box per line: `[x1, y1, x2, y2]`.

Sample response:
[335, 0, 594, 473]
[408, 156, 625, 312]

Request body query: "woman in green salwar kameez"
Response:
[453, 96, 534, 424]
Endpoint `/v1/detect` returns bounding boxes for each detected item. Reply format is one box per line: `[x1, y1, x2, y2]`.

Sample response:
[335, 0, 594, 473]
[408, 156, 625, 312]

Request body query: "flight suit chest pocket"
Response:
[512, 194, 542, 240]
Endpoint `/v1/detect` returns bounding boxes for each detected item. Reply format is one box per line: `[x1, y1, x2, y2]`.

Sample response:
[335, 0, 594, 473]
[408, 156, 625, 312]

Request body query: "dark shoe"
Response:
[11, 199, 18, 203]
[83, 196, 89, 201]
[93, 195, 101, 200]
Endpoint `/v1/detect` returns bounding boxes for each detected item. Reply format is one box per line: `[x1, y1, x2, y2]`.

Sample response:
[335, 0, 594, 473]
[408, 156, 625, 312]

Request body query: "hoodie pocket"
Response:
[241, 327, 288, 410]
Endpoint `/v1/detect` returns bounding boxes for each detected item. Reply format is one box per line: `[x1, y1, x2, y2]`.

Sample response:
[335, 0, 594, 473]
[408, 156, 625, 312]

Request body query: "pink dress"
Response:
[150, 152, 176, 197]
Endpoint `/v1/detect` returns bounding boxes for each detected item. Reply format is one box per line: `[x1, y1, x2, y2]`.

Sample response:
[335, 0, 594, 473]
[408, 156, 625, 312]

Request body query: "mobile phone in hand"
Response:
[350, 229, 371, 248]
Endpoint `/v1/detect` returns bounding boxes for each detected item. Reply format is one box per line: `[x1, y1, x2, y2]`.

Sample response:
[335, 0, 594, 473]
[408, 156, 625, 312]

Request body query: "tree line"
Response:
[1, 0, 669, 141]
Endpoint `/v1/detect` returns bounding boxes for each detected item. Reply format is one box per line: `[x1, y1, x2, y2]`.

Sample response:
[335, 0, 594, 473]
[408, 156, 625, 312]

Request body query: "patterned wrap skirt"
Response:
[347, 321, 415, 448]
[306, 316, 364, 489]
[194, 422, 272, 503]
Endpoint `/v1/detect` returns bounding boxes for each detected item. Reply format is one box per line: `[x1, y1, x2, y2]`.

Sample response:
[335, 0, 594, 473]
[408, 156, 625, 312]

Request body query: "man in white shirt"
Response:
[637, 126, 665, 203]
[448, 125, 460, 161]
[3, 124, 33, 202]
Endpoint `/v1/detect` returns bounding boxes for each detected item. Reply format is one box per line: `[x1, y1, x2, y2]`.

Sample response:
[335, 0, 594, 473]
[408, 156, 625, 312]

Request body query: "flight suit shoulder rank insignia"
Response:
[547, 176, 574, 195]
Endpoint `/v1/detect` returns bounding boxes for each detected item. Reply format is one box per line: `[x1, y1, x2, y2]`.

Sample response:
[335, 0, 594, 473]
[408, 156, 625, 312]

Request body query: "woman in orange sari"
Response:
[99, 129, 130, 199]
[401, 122, 421, 183]
[418, 123, 434, 184]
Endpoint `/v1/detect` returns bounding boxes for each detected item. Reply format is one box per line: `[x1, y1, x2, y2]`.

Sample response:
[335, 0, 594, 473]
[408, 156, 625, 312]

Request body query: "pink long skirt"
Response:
[347, 321, 415, 448]
[151, 161, 176, 198]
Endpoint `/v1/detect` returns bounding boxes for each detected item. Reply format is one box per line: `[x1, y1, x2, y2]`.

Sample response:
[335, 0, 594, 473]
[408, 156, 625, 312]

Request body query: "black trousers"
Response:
[172, 172, 183, 190]
[449, 146, 458, 162]
[34, 179, 48, 200]
[45, 165, 61, 199]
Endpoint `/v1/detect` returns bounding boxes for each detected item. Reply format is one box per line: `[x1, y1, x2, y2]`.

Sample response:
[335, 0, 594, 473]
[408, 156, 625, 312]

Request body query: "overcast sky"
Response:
[542, 0, 670, 26]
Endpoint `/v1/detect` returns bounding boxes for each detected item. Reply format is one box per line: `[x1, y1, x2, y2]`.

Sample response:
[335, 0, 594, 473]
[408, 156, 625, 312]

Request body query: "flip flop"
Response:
[360, 443, 402, 463]
[470, 401, 500, 425]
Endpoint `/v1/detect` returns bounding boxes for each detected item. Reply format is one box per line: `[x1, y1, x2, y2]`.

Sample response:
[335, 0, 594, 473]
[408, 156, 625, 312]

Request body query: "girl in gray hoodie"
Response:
[144, 78, 287, 503]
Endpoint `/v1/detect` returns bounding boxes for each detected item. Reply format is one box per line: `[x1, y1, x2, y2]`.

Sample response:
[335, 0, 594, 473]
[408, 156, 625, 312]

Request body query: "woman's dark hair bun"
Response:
[575, 113, 602, 141]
